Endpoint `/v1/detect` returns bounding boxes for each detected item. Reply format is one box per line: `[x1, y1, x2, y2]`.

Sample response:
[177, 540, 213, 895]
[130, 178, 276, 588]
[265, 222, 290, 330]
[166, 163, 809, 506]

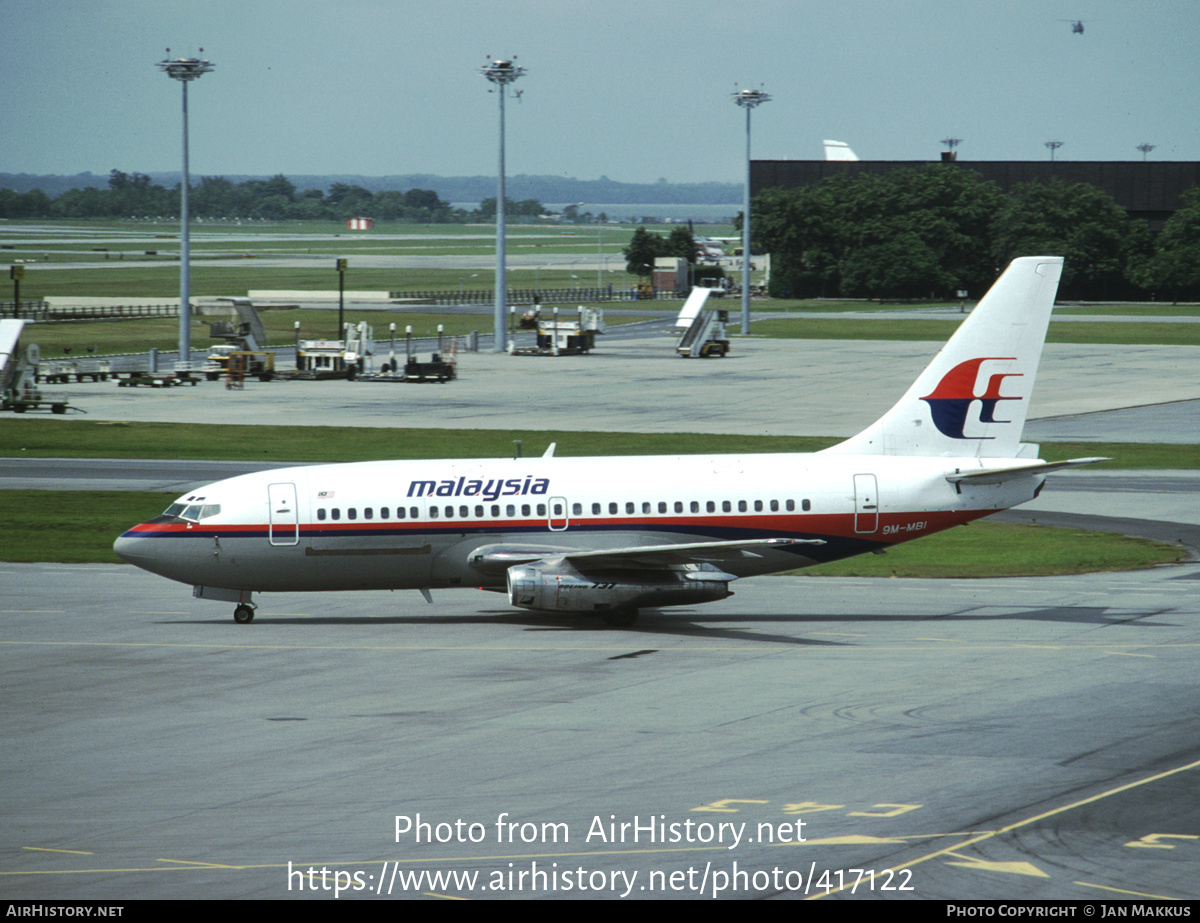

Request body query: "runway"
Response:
[1, 562, 1197, 900]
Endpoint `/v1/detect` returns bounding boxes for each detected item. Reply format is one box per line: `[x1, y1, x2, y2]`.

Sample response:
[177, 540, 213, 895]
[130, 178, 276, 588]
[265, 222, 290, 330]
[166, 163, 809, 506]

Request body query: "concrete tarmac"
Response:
[1, 563, 1197, 900]
[27, 333, 1200, 439]
[4, 329, 1199, 901]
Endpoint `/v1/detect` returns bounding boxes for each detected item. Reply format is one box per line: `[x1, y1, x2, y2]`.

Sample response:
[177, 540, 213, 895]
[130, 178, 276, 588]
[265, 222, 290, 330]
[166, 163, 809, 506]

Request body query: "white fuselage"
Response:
[114, 451, 1043, 595]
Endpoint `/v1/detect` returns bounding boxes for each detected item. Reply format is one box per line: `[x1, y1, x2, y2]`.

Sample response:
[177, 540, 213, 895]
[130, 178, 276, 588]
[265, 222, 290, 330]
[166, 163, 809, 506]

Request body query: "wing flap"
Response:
[470, 537, 823, 574]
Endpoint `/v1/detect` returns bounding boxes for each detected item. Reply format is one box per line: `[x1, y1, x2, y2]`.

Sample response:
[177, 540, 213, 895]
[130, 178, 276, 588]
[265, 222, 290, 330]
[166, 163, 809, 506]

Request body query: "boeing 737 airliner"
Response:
[115, 257, 1102, 625]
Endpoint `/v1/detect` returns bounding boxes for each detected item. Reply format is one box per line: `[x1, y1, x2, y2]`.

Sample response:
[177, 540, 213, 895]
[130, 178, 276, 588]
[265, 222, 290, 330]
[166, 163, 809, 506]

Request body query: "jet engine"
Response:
[506, 560, 734, 615]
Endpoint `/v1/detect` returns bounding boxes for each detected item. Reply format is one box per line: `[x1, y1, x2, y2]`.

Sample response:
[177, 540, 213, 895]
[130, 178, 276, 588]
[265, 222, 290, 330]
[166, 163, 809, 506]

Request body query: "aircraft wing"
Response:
[470, 537, 822, 574]
[944, 457, 1109, 486]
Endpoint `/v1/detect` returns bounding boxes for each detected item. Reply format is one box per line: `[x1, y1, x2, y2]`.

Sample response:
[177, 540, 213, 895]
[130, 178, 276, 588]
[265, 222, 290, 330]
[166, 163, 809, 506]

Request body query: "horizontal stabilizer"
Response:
[944, 457, 1109, 486]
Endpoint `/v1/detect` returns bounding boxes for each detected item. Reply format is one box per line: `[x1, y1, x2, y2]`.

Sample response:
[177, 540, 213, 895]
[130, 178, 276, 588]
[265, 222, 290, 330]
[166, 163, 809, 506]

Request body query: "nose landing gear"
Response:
[233, 603, 256, 624]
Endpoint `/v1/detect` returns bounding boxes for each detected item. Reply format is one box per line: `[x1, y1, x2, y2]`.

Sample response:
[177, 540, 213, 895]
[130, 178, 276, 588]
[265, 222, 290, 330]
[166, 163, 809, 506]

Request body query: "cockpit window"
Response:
[170, 503, 221, 523]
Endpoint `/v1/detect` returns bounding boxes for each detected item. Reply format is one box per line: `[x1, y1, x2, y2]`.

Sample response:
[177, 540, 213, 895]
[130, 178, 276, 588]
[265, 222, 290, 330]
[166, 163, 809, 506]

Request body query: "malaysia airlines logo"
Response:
[920, 357, 1023, 439]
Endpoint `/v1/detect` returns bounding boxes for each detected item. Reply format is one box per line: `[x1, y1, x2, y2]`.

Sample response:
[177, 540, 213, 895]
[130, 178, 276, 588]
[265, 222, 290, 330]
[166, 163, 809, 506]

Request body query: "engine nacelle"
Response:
[506, 561, 733, 614]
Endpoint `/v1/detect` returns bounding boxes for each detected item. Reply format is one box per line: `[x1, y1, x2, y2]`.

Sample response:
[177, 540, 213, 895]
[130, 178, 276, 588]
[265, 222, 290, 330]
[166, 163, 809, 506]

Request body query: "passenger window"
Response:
[537, 504, 546, 517]
[626, 502, 635, 514]
[331, 508, 341, 520]
[364, 508, 373, 520]
[658, 501, 667, 514]
[754, 500, 763, 512]
[690, 501, 699, 513]
[459, 505, 469, 518]
[592, 503, 601, 515]
[572, 503, 582, 516]
[770, 499, 779, 512]
[475, 505, 484, 518]
[706, 501, 715, 513]
[445, 506, 454, 518]
[429, 507, 438, 519]
[722, 501, 731, 513]
[409, 507, 419, 519]
[348, 508, 357, 520]
[492, 505, 501, 517]
[396, 507, 405, 519]
[521, 504, 531, 517]
[675, 501, 683, 513]
[802, 499, 811, 511]
[609, 502, 618, 515]
[380, 507, 389, 519]
[317, 508, 326, 521]
[737, 500, 746, 513]
[786, 499, 795, 512]
[506, 504, 516, 517]
[642, 502, 651, 514]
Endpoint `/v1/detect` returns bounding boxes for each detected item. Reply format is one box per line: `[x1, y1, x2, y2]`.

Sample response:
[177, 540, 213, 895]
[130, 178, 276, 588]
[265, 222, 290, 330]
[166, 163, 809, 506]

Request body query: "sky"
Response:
[1, 0, 1197, 185]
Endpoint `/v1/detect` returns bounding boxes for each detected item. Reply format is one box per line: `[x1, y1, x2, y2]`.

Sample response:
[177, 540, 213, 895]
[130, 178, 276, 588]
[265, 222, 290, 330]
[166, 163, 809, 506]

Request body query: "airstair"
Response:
[674, 287, 730, 358]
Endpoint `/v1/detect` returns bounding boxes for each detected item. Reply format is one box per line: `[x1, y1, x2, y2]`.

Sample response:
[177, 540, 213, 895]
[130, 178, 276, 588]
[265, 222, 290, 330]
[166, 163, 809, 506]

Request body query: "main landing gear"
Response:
[233, 603, 256, 624]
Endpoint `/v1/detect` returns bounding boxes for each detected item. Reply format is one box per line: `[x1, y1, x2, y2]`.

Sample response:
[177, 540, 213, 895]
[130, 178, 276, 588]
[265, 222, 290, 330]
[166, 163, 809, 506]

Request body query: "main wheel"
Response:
[233, 604, 255, 624]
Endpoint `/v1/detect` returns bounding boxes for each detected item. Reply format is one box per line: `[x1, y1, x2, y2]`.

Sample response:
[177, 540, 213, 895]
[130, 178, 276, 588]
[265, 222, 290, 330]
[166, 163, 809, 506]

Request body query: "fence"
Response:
[388, 287, 682, 305]
[2, 302, 180, 322]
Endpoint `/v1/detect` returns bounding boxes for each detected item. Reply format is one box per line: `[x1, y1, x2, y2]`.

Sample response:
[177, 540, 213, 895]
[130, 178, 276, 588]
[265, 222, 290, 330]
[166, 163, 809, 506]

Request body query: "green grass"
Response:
[735, 316, 1200, 346]
[0, 490, 172, 563]
[0, 420, 1194, 469]
[1053, 304, 1200, 317]
[11, 264, 645, 300]
[795, 521, 1186, 577]
[0, 420, 836, 462]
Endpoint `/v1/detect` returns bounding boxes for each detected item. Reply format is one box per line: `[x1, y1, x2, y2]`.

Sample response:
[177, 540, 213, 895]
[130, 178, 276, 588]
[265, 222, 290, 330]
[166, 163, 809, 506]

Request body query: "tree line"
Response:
[0, 170, 549, 224]
[752, 165, 1200, 301]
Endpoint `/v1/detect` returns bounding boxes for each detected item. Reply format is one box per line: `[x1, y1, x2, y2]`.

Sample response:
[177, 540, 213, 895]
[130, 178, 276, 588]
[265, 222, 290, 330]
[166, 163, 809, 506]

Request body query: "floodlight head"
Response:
[480, 57, 526, 86]
[732, 86, 771, 109]
[941, 137, 963, 151]
[157, 49, 214, 81]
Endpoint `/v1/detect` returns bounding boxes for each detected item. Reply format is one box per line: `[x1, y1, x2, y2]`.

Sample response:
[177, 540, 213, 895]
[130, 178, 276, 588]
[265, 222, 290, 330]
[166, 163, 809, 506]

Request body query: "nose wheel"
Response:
[233, 604, 256, 624]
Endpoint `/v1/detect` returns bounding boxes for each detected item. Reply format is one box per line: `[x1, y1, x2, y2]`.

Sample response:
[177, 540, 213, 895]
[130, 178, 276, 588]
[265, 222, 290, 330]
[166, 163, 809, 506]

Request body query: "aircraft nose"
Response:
[113, 529, 156, 568]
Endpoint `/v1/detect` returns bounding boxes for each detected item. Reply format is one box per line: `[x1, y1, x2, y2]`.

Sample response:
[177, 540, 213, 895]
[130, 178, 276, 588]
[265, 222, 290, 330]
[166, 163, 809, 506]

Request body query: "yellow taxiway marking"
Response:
[1125, 833, 1199, 850]
[807, 754, 1200, 899]
[942, 851, 1049, 878]
[22, 847, 93, 855]
[1076, 881, 1183, 901]
[157, 858, 244, 869]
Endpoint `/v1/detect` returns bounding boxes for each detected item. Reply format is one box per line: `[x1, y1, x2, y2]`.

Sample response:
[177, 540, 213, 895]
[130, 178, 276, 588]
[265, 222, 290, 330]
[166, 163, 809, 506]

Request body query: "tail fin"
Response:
[823, 256, 1064, 459]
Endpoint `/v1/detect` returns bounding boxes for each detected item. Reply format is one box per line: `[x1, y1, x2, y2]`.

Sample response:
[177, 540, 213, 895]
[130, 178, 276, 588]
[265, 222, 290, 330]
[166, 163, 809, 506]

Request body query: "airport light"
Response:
[480, 57, 526, 352]
[1137, 143, 1156, 161]
[1044, 140, 1064, 161]
[733, 86, 770, 334]
[156, 49, 213, 371]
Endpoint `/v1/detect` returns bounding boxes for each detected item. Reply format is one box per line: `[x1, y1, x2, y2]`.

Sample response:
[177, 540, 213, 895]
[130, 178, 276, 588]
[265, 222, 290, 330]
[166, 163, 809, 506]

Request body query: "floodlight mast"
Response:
[733, 87, 770, 334]
[480, 58, 526, 352]
[157, 50, 214, 370]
